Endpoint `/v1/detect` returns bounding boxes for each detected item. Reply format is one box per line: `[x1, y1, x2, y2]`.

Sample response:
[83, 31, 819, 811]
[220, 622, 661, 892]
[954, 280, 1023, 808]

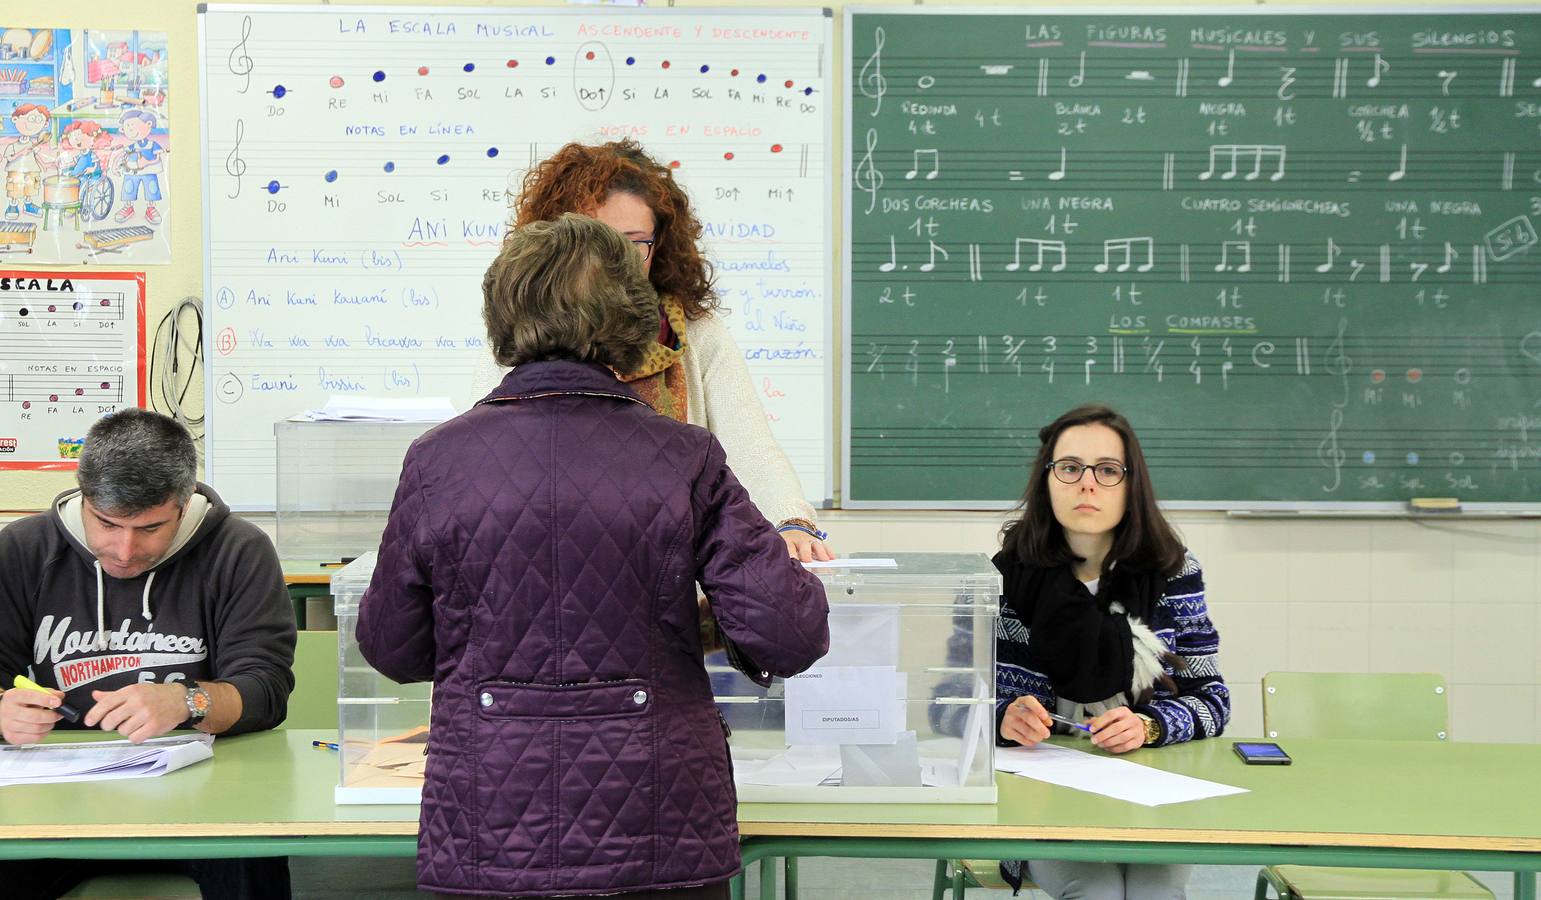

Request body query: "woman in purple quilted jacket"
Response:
[358, 213, 831, 899]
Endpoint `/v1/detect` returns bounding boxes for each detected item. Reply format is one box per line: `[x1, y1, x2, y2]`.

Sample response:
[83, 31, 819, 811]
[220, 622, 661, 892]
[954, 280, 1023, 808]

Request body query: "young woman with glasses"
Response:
[471, 140, 831, 562]
[992, 403, 1230, 899]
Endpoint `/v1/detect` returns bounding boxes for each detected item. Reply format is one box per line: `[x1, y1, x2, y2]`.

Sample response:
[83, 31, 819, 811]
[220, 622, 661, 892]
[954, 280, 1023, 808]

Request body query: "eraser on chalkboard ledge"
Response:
[1408, 497, 1461, 513]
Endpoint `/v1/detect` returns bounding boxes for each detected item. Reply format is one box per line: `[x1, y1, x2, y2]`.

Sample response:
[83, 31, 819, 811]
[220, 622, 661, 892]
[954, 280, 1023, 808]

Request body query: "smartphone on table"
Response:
[1233, 741, 1291, 765]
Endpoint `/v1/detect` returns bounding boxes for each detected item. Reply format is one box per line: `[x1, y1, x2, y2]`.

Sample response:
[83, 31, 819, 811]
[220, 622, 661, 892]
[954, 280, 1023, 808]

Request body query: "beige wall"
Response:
[3, 0, 1535, 743]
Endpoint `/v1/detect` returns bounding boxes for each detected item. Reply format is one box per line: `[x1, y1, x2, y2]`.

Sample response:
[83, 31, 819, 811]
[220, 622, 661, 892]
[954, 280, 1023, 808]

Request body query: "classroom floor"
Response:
[287, 856, 1523, 899]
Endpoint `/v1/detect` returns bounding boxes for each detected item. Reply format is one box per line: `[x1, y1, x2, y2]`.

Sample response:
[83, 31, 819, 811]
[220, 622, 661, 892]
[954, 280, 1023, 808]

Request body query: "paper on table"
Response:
[801, 558, 898, 569]
[996, 742, 1248, 807]
[785, 665, 902, 746]
[0, 733, 214, 786]
[736, 745, 842, 787]
[295, 396, 456, 422]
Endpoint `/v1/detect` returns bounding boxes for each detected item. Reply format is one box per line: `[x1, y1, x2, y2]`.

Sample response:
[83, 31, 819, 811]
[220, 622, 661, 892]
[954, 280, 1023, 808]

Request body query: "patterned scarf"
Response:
[618, 295, 689, 423]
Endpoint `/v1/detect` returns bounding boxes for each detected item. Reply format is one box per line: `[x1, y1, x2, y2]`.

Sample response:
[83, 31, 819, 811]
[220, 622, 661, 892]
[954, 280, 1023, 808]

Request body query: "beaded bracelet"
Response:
[776, 523, 828, 541]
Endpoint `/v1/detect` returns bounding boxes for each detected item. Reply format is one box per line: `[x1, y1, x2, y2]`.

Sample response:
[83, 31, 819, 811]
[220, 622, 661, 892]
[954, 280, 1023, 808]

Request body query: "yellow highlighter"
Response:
[11, 675, 81, 723]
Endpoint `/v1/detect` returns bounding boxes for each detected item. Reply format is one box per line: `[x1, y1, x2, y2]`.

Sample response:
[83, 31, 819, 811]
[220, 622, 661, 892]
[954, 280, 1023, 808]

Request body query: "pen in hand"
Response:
[1046, 711, 1092, 733]
[11, 675, 82, 723]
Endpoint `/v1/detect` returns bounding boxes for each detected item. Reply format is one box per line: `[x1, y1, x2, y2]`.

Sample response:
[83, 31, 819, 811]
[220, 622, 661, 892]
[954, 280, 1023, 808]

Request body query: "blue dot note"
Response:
[1406, 452, 1420, 465]
[463, 62, 475, 73]
[73, 301, 83, 311]
[699, 64, 709, 74]
[804, 87, 814, 96]
[265, 180, 282, 194]
[1362, 451, 1376, 464]
[324, 170, 338, 183]
[384, 161, 396, 173]
[486, 147, 499, 158]
[372, 70, 386, 82]
[271, 84, 287, 98]
[626, 56, 635, 66]
[436, 154, 450, 165]
[756, 74, 767, 83]
[545, 55, 556, 65]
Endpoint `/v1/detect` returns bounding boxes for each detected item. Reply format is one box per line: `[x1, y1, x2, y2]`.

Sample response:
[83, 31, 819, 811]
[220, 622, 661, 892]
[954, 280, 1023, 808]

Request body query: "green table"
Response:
[2, 731, 1537, 900]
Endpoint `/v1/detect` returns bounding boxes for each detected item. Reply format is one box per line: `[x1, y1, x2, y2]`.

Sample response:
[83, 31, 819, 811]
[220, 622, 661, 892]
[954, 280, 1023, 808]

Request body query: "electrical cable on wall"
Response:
[149, 295, 204, 448]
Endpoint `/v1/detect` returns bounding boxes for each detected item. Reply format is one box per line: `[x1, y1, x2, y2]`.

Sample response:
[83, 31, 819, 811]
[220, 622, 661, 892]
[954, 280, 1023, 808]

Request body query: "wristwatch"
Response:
[183, 684, 212, 721]
[1137, 713, 1161, 746]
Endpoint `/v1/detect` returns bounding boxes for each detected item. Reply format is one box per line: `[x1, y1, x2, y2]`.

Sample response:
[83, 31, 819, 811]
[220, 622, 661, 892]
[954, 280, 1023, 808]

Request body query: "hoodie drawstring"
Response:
[93, 560, 107, 651]
[141, 571, 155, 622]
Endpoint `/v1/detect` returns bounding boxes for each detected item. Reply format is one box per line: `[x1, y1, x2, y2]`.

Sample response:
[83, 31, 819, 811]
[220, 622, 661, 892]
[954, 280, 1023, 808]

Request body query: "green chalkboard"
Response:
[844, 9, 1541, 507]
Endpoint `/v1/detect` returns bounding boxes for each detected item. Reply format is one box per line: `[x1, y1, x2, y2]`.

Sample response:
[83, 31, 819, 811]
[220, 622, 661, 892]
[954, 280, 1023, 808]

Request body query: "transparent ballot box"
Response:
[274, 419, 439, 560]
[332, 552, 430, 804]
[714, 553, 1000, 804]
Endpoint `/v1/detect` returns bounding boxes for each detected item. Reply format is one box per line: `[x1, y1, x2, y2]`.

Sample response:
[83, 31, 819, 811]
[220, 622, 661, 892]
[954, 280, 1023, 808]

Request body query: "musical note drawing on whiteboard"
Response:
[227, 15, 254, 94]
[1215, 240, 1251, 273]
[1317, 406, 1346, 493]
[224, 119, 247, 200]
[879, 235, 897, 272]
[1314, 237, 1340, 273]
[858, 26, 887, 116]
[906, 148, 940, 180]
[855, 128, 885, 215]
[1047, 147, 1066, 181]
[1005, 238, 1067, 273]
[1387, 143, 1406, 182]
[1198, 144, 1286, 181]
[1437, 69, 1458, 96]
[1069, 51, 1086, 88]
[919, 240, 949, 272]
[1368, 53, 1389, 88]
[1218, 49, 1234, 87]
[1094, 237, 1154, 274]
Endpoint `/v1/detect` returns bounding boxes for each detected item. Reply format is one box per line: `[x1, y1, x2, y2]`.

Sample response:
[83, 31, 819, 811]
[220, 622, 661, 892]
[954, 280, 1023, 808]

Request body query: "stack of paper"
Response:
[0, 733, 214, 786]
[996, 742, 1247, 807]
[293, 396, 456, 422]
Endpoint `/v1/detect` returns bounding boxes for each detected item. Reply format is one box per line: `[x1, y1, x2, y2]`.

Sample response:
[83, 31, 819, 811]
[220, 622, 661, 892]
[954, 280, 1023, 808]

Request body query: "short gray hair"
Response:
[482, 213, 659, 372]
[77, 409, 197, 514]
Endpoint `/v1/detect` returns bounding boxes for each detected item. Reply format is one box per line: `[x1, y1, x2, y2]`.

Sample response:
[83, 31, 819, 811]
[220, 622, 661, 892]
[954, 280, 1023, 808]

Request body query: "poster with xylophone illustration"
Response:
[0, 25, 172, 265]
[0, 269, 145, 469]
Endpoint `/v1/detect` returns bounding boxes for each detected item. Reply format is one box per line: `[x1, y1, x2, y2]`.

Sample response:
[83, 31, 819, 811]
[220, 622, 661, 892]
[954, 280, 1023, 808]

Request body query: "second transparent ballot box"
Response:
[713, 552, 1001, 803]
[331, 552, 430, 804]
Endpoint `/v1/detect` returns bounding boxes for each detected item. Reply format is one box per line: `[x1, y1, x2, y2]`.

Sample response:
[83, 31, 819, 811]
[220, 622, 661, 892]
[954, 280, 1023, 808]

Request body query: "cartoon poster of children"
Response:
[0, 26, 170, 264]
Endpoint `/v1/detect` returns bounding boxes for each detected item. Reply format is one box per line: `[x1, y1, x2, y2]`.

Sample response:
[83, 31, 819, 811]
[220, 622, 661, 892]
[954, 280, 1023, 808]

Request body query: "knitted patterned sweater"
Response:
[470, 310, 816, 526]
[994, 552, 1230, 747]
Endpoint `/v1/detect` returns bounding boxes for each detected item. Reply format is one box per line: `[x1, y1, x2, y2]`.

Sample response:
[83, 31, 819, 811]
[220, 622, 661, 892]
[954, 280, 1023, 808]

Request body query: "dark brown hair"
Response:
[482, 214, 659, 372]
[1000, 404, 1185, 578]
[513, 139, 719, 319]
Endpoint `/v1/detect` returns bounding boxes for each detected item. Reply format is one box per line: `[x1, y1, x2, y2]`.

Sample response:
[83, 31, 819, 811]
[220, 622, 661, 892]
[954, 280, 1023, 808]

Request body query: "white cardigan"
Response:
[470, 311, 818, 527]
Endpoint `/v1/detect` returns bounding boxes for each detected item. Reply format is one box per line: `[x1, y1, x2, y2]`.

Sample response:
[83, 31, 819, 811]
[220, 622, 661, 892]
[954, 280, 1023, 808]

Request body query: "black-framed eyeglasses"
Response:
[1046, 459, 1128, 487]
[631, 238, 656, 262]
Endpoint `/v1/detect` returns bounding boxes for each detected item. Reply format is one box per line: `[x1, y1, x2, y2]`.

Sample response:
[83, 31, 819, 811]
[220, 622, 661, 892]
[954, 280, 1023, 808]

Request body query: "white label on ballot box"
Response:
[784, 665, 902, 746]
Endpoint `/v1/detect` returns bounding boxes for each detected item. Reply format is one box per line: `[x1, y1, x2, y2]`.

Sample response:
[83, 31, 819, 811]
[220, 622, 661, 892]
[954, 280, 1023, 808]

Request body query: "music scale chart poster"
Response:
[0, 25, 172, 264]
[199, 5, 832, 510]
[0, 270, 146, 469]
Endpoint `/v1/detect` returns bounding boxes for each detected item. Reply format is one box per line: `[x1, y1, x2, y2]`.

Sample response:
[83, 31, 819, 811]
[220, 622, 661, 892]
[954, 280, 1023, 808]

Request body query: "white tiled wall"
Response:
[820, 510, 1541, 744]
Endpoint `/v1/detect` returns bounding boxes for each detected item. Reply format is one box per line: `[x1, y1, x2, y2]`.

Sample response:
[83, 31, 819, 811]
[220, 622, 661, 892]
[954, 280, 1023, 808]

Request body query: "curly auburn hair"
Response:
[513, 139, 719, 319]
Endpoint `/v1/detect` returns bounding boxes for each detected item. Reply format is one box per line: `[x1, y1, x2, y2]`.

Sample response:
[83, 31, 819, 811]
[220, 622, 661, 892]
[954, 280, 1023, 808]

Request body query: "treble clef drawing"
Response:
[1324, 317, 1352, 408]
[228, 15, 254, 94]
[854, 128, 885, 216]
[858, 27, 887, 117]
[1317, 407, 1346, 493]
[225, 119, 247, 199]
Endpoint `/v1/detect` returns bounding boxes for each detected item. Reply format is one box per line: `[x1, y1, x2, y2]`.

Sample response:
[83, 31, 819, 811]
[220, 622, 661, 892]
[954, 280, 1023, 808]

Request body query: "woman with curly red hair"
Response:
[472, 139, 831, 561]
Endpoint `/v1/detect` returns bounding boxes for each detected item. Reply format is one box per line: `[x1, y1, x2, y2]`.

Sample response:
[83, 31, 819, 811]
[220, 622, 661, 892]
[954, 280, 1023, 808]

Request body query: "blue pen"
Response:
[1046, 711, 1093, 733]
[311, 740, 339, 750]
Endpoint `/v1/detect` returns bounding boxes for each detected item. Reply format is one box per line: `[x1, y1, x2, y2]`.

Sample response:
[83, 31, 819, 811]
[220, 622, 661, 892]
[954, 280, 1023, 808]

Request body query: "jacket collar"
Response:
[477, 359, 648, 408]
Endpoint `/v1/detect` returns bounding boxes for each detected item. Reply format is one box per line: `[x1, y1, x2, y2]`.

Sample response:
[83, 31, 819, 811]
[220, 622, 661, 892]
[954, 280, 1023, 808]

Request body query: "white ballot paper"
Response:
[785, 665, 902, 745]
[0, 733, 215, 786]
[996, 742, 1248, 807]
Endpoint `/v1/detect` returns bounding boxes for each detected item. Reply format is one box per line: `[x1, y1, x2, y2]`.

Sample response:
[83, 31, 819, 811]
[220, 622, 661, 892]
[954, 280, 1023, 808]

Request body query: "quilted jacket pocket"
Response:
[475, 679, 652, 720]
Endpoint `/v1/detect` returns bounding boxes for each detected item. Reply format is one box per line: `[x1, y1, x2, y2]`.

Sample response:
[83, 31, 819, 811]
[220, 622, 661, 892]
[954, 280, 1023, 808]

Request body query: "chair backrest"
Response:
[281, 629, 340, 730]
[1261, 672, 1449, 742]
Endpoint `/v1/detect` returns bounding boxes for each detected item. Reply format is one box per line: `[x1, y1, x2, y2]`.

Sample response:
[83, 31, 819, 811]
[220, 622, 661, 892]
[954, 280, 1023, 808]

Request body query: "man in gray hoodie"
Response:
[0, 408, 296, 899]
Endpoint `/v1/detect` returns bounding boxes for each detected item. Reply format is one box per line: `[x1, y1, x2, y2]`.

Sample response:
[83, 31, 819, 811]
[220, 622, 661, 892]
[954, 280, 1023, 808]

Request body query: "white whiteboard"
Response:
[198, 4, 833, 510]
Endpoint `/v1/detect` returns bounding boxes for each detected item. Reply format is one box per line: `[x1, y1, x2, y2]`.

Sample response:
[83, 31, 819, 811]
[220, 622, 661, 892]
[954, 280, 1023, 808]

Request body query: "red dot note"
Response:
[506, 59, 518, 68]
[771, 144, 783, 153]
[731, 69, 740, 77]
[100, 382, 109, 390]
[585, 51, 595, 61]
[329, 75, 344, 88]
[784, 80, 794, 88]
[669, 160, 681, 169]
[49, 395, 58, 403]
[418, 66, 429, 76]
[724, 152, 735, 161]
[75, 388, 84, 396]
[1370, 370, 1385, 383]
[47, 305, 56, 312]
[661, 60, 671, 69]
[99, 299, 109, 306]
[21, 401, 30, 409]
[1407, 369, 1422, 383]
